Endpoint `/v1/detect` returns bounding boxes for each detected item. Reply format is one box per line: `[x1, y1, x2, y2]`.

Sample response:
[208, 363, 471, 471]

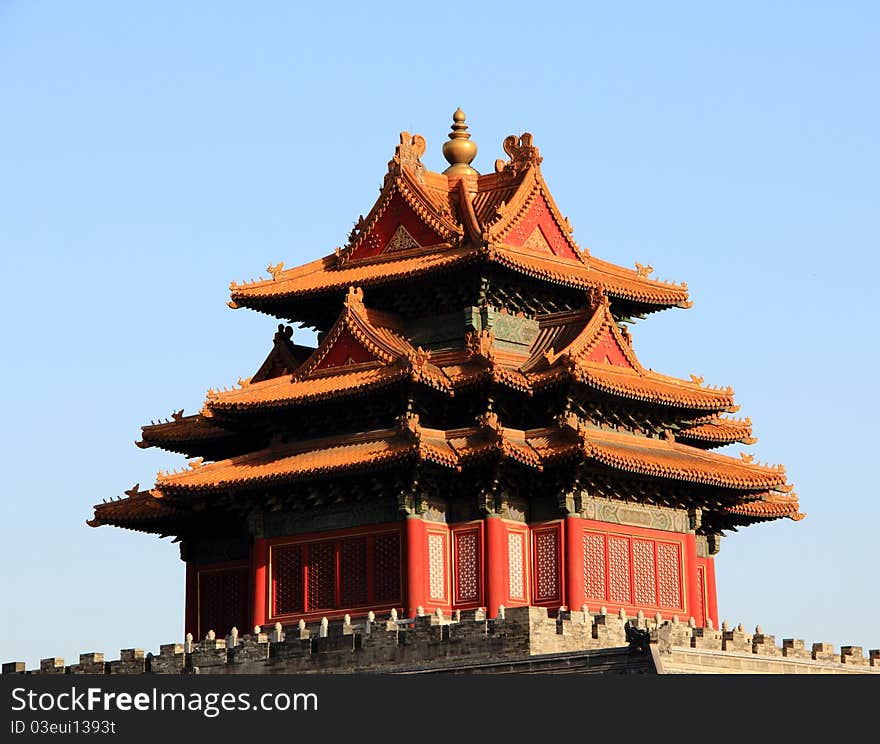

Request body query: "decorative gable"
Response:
[505, 191, 579, 260]
[251, 324, 314, 383]
[312, 328, 381, 372]
[346, 190, 447, 262]
[585, 326, 633, 369]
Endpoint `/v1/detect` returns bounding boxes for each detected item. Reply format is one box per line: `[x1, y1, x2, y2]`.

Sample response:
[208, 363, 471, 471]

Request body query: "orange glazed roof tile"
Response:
[87, 490, 184, 530]
[199, 294, 733, 417]
[229, 127, 690, 314]
[156, 429, 416, 493]
[578, 427, 787, 490]
[138, 414, 234, 447]
[531, 297, 737, 411]
[142, 420, 787, 496]
[725, 491, 804, 521]
[229, 247, 480, 306]
[208, 366, 410, 411]
[677, 416, 757, 447]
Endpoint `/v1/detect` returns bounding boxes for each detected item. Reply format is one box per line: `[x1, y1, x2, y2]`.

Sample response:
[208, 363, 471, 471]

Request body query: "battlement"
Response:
[4, 607, 878, 675]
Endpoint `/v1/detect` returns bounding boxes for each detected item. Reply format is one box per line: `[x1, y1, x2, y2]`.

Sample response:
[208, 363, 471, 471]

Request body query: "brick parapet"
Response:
[4, 610, 878, 675]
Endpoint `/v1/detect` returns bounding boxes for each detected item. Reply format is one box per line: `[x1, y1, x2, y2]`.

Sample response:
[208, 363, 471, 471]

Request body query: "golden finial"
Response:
[442, 108, 479, 176]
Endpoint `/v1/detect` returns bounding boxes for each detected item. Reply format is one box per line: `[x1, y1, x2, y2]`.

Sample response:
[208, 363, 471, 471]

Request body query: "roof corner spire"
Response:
[442, 108, 479, 176]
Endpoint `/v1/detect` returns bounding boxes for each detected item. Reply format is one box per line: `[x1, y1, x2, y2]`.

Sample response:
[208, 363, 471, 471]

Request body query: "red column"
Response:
[684, 533, 700, 624]
[250, 537, 269, 630]
[564, 516, 584, 612]
[184, 561, 198, 638]
[705, 556, 719, 628]
[405, 516, 427, 617]
[484, 515, 506, 619]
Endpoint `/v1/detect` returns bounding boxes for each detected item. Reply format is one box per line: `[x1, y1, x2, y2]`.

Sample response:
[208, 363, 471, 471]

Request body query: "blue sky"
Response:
[1, 1, 878, 666]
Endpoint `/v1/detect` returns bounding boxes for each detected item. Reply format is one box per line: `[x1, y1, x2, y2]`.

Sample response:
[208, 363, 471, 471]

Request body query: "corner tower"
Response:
[90, 111, 800, 638]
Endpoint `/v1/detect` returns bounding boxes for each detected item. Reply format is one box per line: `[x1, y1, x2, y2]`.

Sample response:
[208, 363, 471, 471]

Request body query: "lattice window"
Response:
[198, 566, 247, 639]
[273, 545, 304, 616]
[306, 541, 336, 611]
[508, 532, 525, 599]
[339, 537, 368, 608]
[580, 528, 684, 612]
[608, 536, 631, 603]
[271, 529, 402, 618]
[534, 529, 560, 602]
[373, 532, 401, 603]
[428, 532, 447, 601]
[695, 565, 706, 626]
[583, 532, 607, 600]
[633, 539, 657, 605]
[657, 542, 682, 609]
[454, 530, 480, 604]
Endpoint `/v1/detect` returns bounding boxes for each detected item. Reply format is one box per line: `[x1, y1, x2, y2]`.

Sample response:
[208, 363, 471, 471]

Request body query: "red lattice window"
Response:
[608, 536, 631, 603]
[373, 532, 401, 603]
[695, 565, 706, 627]
[427, 531, 447, 601]
[339, 537, 368, 608]
[273, 545, 304, 616]
[271, 530, 402, 618]
[582, 530, 684, 612]
[583, 532, 607, 600]
[507, 530, 527, 601]
[453, 529, 480, 605]
[657, 542, 682, 609]
[533, 527, 561, 603]
[632, 539, 657, 605]
[306, 541, 336, 611]
[198, 565, 248, 639]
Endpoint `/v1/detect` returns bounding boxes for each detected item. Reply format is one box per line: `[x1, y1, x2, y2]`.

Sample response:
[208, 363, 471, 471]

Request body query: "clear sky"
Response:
[1, 1, 878, 667]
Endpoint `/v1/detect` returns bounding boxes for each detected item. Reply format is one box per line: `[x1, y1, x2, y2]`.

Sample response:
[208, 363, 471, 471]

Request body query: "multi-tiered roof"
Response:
[89, 110, 800, 539]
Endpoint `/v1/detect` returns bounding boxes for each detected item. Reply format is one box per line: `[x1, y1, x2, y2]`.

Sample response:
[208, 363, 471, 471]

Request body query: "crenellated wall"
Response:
[4, 606, 878, 675]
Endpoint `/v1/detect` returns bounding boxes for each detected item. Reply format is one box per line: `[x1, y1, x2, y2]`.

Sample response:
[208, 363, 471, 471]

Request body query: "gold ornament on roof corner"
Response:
[496, 132, 542, 175]
[466, 328, 495, 360]
[388, 131, 427, 182]
[739, 452, 755, 464]
[398, 411, 422, 441]
[344, 286, 365, 312]
[267, 262, 284, 280]
[407, 346, 431, 370]
[442, 108, 479, 177]
[689, 374, 704, 385]
[635, 262, 654, 278]
[477, 410, 503, 434]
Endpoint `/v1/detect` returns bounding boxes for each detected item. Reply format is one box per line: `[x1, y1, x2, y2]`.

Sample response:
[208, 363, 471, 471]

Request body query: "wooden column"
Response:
[484, 515, 506, 619]
[563, 515, 584, 612]
[250, 537, 269, 630]
[405, 516, 427, 617]
[705, 556, 719, 629]
[184, 561, 198, 638]
[684, 533, 701, 624]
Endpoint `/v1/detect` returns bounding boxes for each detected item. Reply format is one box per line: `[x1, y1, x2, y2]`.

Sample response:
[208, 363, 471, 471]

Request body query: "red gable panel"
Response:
[505, 192, 578, 260]
[585, 327, 633, 368]
[347, 191, 446, 261]
[312, 328, 380, 371]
